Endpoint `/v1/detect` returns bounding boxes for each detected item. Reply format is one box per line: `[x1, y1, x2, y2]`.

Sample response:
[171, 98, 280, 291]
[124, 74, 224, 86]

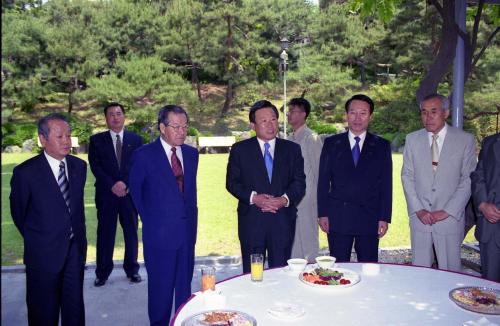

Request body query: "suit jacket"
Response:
[88, 130, 143, 208]
[128, 138, 198, 250]
[317, 132, 392, 235]
[10, 154, 87, 273]
[471, 133, 500, 246]
[402, 125, 477, 235]
[226, 137, 306, 247]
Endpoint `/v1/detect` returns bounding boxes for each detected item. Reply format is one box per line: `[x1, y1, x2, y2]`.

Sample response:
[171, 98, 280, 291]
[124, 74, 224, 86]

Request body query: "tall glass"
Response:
[201, 266, 216, 291]
[250, 254, 264, 282]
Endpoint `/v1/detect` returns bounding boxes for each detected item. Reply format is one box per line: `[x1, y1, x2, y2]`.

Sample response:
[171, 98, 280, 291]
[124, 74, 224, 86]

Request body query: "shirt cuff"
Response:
[282, 194, 289, 207]
[250, 191, 257, 205]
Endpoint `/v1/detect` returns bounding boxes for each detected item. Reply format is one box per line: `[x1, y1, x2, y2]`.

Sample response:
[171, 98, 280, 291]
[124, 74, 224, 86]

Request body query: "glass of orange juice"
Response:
[201, 266, 216, 291]
[250, 254, 264, 282]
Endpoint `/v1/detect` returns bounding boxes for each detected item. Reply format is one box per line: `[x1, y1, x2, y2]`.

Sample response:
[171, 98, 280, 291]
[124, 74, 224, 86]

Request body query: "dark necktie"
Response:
[352, 136, 361, 166]
[264, 142, 273, 183]
[171, 147, 184, 192]
[116, 134, 122, 169]
[58, 161, 71, 212]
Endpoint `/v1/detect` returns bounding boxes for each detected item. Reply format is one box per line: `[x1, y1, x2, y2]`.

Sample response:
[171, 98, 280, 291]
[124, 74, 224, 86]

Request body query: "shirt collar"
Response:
[256, 137, 276, 151]
[348, 130, 367, 143]
[109, 129, 124, 140]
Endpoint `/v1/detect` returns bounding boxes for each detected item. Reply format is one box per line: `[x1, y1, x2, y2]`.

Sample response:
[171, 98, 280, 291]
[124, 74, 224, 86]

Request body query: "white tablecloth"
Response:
[173, 263, 500, 325]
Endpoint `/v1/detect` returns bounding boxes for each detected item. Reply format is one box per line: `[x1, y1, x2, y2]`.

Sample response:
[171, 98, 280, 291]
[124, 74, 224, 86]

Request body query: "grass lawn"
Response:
[1, 153, 476, 266]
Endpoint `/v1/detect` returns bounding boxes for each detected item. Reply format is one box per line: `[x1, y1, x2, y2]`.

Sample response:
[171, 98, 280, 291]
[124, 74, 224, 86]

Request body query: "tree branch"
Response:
[471, 0, 485, 54]
[430, 0, 444, 18]
[472, 26, 500, 69]
[464, 107, 499, 120]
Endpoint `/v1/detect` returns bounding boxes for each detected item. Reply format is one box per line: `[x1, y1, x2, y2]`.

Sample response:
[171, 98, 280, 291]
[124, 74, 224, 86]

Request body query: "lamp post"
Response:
[280, 37, 289, 138]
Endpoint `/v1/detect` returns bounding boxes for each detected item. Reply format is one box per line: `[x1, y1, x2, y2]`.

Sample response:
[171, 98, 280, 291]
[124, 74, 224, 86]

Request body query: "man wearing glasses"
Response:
[129, 105, 199, 325]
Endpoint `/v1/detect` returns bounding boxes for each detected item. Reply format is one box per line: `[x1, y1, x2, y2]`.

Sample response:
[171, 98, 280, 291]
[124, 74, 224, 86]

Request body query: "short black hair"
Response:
[249, 100, 279, 123]
[345, 94, 374, 114]
[157, 105, 189, 131]
[38, 113, 70, 139]
[420, 93, 450, 111]
[288, 97, 311, 118]
[104, 102, 125, 115]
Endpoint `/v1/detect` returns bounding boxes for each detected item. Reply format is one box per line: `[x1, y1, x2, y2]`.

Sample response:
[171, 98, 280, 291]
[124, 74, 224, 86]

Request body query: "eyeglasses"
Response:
[167, 124, 189, 132]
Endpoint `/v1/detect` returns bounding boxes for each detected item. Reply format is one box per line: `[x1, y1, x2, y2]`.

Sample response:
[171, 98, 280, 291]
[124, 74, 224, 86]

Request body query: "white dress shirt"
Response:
[109, 129, 124, 156]
[44, 151, 68, 181]
[160, 137, 184, 170]
[427, 124, 447, 155]
[348, 130, 367, 151]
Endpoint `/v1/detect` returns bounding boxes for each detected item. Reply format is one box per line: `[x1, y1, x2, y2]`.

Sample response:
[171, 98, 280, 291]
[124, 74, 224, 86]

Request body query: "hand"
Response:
[318, 217, 329, 234]
[111, 181, 127, 197]
[430, 210, 449, 223]
[253, 194, 278, 213]
[416, 209, 433, 225]
[378, 221, 388, 239]
[479, 202, 500, 223]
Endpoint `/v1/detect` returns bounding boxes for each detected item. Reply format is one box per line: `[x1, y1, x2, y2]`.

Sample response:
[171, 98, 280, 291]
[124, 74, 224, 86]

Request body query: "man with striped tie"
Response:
[10, 113, 88, 326]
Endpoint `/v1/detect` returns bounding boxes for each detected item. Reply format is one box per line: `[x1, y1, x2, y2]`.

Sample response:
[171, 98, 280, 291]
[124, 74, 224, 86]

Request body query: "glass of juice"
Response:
[250, 254, 264, 282]
[201, 266, 216, 291]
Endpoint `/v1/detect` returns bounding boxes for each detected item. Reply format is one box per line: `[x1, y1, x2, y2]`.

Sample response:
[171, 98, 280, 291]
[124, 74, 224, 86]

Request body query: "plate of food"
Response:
[299, 267, 360, 288]
[181, 309, 257, 326]
[449, 287, 500, 315]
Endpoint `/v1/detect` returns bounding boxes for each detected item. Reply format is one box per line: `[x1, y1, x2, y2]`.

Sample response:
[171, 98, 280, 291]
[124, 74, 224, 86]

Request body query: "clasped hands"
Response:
[416, 209, 449, 225]
[111, 181, 128, 197]
[253, 194, 287, 213]
[479, 202, 500, 224]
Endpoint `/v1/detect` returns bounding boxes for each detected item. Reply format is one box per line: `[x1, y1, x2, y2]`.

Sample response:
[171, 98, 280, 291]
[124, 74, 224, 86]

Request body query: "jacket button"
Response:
[432, 189, 436, 192]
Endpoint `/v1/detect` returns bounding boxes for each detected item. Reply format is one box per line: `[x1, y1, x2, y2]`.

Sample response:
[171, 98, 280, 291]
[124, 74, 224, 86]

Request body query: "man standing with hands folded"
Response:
[226, 100, 305, 273]
[402, 93, 476, 272]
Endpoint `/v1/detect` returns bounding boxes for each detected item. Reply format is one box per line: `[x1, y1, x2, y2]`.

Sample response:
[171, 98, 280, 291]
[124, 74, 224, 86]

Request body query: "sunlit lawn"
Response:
[1, 153, 476, 266]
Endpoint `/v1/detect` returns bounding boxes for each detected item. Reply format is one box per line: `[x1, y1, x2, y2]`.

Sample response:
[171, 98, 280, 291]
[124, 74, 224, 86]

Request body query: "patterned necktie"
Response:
[58, 161, 71, 212]
[264, 142, 273, 183]
[115, 134, 122, 169]
[352, 136, 361, 166]
[431, 134, 439, 173]
[171, 147, 184, 192]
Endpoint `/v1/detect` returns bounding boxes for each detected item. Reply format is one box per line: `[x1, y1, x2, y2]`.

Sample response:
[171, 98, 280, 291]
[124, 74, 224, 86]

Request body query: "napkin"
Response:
[463, 317, 498, 326]
[267, 302, 305, 320]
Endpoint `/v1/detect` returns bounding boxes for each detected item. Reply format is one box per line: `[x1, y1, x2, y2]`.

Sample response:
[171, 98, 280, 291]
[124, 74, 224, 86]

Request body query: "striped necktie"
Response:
[264, 142, 273, 183]
[58, 161, 71, 212]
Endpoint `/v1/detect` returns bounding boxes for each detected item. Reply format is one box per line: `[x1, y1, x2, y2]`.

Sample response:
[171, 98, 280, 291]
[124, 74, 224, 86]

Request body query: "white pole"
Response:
[283, 62, 287, 139]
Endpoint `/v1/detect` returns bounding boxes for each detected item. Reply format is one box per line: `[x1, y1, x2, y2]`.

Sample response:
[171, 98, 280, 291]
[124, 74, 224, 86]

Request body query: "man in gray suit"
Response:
[402, 93, 476, 272]
[471, 133, 500, 282]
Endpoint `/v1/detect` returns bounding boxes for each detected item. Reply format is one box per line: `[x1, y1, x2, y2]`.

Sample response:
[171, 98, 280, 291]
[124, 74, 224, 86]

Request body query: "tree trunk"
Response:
[416, 0, 457, 104]
[68, 90, 73, 115]
[220, 14, 234, 117]
[191, 63, 203, 102]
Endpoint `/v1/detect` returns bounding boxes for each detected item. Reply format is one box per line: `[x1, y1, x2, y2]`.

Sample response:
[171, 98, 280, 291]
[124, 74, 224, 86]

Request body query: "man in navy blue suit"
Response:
[10, 113, 87, 326]
[226, 100, 306, 273]
[129, 105, 198, 325]
[89, 102, 143, 286]
[318, 94, 392, 262]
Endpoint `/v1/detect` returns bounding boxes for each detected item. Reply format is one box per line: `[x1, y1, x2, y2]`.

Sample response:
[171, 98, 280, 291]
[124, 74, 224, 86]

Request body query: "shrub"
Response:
[1, 123, 38, 149]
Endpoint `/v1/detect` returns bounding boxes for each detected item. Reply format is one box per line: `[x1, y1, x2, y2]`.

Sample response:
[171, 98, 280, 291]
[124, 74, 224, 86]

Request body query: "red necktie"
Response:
[171, 147, 184, 192]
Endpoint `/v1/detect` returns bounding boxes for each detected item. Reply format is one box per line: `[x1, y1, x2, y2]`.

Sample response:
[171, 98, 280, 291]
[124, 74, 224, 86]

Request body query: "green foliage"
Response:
[67, 116, 93, 145]
[188, 126, 200, 137]
[1, 123, 38, 149]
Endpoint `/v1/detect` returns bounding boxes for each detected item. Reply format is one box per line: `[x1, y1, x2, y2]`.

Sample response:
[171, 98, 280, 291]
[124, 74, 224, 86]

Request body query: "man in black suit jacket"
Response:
[10, 113, 87, 326]
[89, 102, 143, 286]
[318, 94, 392, 262]
[471, 133, 500, 282]
[226, 100, 306, 273]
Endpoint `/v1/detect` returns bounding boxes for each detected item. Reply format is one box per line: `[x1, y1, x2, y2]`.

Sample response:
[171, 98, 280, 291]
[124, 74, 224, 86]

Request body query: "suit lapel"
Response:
[272, 139, 285, 185]
[493, 134, 500, 162]
[357, 132, 376, 168]
[251, 138, 270, 185]
[66, 156, 79, 214]
[104, 131, 120, 170]
[339, 133, 355, 169]
[41, 154, 70, 213]
[154, 138, 183, 195]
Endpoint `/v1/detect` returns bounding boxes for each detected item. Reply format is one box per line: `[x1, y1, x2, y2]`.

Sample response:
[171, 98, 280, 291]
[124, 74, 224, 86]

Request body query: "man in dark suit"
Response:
[471, 133, 500, 282]
[129, 105, 198, 325]
[226, 100, 306, 273]
[10, 113, 87, 326]
[318, 94, 392, 262]
[89, 102, 143, 286]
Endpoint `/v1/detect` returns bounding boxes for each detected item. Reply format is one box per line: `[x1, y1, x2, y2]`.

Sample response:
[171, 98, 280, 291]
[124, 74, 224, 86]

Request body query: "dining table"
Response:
[172, 262, 500, 325]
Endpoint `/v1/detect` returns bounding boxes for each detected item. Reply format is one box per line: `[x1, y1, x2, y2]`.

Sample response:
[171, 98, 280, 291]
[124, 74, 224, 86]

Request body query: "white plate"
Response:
[181, 309, 257, 325]
[299, 267, 360, 289]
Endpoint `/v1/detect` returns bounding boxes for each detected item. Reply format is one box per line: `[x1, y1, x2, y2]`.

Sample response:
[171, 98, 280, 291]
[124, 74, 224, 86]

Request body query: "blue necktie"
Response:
[264, 142, 273, 183]
[352, 136, 361, 166]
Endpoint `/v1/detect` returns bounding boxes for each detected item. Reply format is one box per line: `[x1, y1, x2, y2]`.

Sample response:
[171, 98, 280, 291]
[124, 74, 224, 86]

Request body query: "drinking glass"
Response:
[250, 254, 264, 282]
[201, 266, 216, 291]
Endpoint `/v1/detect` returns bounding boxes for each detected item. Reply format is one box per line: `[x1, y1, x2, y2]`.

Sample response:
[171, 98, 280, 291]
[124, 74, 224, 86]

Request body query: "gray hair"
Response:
[419, 93, 450, 111]
[157, 105, 189, 130]
[37, 113, 70, 139]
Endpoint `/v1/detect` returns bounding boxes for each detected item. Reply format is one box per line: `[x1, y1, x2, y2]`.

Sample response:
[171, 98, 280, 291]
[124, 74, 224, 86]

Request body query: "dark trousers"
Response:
[144, 243, 194, 326]
[26, 240, 85, 326]
[240, 241, 291, 274]
[95, 195, 139, 279]
[328, 233, 379, 262]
